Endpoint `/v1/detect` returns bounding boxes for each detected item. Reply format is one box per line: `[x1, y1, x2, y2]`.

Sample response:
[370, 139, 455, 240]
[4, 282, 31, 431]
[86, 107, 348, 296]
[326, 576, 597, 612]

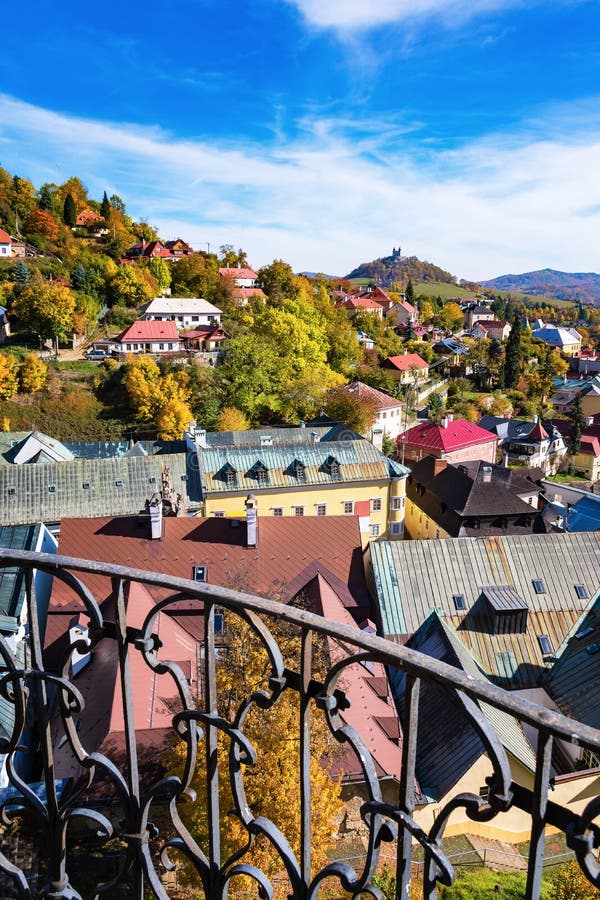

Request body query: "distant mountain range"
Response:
[480, 269, 600, 305]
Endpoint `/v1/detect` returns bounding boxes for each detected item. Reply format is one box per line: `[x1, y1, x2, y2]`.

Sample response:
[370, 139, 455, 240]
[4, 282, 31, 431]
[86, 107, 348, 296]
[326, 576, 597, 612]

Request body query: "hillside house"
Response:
[383, 352, 429, 383]
[0, 229, 12, 258]
[463, 304, 493, 330]
[551, 376, 600, 419]
[471, 319, 511, 341]
[532, 320, 582, 355]
[109, 320, 182, 355]
[479, 415, 567, 475]
[335, 295, 384, 318]
[340, 381, 403, 448]
[140, 296, 222, 329]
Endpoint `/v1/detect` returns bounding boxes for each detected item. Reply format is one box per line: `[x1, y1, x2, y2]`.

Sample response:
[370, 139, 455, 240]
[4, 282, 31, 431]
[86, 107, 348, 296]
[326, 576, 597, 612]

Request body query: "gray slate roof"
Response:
[0, 453, 199, 525]
[370, 533, 600, 687]
[201, 424, 349, 448]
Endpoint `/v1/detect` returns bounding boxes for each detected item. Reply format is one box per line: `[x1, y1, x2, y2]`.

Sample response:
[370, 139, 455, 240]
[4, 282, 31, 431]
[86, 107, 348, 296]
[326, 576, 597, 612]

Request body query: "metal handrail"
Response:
[0, 548, 598, 899]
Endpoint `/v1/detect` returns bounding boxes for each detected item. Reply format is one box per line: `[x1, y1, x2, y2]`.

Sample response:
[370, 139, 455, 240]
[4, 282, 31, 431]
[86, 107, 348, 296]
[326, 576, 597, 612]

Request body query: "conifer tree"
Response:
[405, 278, 415, 306]
[504, 311, 522, 388]
[63, 193, 77, 227]
[100, 191, 111, 220]
[14, 260, 30, 284]
[568, 394, 585, 456]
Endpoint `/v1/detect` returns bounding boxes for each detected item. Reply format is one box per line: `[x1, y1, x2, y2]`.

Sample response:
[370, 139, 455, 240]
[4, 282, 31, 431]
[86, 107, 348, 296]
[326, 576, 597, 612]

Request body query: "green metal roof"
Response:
[0, 453, 199, 525]
[198, 438, 408, 495]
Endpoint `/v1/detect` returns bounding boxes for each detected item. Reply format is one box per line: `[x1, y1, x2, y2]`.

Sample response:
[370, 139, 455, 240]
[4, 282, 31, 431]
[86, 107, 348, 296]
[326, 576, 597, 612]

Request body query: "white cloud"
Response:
[283, 0, 524, 30]
[0, 93, 599, 280]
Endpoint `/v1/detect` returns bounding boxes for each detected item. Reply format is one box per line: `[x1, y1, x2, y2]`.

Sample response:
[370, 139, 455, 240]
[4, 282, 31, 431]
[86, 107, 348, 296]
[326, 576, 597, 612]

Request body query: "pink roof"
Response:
[527, 421, 549, 441]
[399, 300, 417, 314]
[342, 381, 401, 411]
[0, 229, 11, 243]
[581, 436, 600, 456]
[474, 320, 507, 329]
[231, 286, 266, 299]
[399, 419, 499, 452]
[386, 353, 429, 371]
[219, 267, 257, 280]
[336, 296, 382, 311]
[117, 320, 180, 342]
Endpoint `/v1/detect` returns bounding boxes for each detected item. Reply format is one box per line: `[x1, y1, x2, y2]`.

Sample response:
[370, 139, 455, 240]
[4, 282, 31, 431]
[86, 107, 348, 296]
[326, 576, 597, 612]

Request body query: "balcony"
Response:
[0, 549, 599, 899]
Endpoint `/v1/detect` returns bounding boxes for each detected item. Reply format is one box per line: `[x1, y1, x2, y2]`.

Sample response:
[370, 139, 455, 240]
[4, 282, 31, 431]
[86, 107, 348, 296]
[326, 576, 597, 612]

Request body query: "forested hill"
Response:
[481, 269, 600, 305]
[347, 248, 457, 287]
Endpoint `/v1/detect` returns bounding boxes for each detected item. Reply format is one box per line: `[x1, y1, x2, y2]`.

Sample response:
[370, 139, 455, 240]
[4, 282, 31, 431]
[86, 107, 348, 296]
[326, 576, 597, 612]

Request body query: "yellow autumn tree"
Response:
[216, 406, 250, 432]
[0, 354, 19, 400]
[124, 354, 162, 420]
[19, 353, 48, 394]
[164, 615, 343, 896]
[156, 397, 194, 440]
[552, 860, 600, 899]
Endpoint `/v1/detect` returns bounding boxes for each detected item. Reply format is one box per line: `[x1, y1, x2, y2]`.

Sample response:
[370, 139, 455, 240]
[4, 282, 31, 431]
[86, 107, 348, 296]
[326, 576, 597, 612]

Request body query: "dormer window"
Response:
[223, 463, 237, 487]
[294, 460, 306, 481]
[252, 462, 269, 485]
[328, 457, 341, 480]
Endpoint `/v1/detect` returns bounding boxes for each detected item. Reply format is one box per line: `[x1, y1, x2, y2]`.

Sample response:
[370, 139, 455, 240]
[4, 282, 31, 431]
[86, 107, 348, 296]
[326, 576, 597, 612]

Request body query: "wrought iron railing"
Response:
[0, 549, 599, 899]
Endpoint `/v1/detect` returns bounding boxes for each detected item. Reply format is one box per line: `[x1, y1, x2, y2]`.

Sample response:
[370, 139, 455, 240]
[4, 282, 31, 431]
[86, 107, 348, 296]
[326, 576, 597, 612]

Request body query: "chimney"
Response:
[149, 494, 163, 540]
[299, 420, 306, 428]
[587, 416, 594, 426]
[440, 416, 448, 429]
[532, 414, 539, 424]
[482, 464, 493, 483]
[245, 493, 258, 548]
[447, 413, 454, 423]
[433, 458, 448, 476]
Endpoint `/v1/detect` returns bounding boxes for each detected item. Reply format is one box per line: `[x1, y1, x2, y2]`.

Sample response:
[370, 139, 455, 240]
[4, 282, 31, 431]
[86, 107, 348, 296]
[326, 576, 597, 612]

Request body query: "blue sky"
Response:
[1, 0, 600, 279]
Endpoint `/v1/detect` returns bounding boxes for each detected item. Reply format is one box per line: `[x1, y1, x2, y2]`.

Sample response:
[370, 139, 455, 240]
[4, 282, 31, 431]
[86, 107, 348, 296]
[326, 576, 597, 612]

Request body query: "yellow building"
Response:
[186, 424, 408, 544]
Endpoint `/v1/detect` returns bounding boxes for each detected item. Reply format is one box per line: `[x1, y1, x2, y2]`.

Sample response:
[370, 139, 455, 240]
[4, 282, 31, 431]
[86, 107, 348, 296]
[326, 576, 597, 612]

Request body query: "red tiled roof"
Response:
[117, 320, 180, 342]
[219, 267, 258, 280]
[76, 209, 105, 226]
[399, 299, 417, 314]
[474, 320, 508, 329]
[336, 296, 382, 311]
[342, 381, 400, 411]
[580, 436, 600, 456]
[52, 514, 370, 611]
[398, 419, 499, 452]
[386, 353, 429, 371]
[527, 421, 549, 441]
[0, 229, 11, 243]
[231, 287, 266, 299]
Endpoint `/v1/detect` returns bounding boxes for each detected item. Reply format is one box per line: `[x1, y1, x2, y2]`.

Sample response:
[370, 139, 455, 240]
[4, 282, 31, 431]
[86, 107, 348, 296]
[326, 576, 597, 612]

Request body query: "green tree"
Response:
[100, 190, 111, 220]
[14, 260, 30, 284]
[145, 256, 171, 291]
[568, 394, 585, 456]
[63, 193, 77, 227]
[428, 391, 445, 423]
[405, 278, 415, 306]
[108, 265, 156, 308]
[504, 312, 522, 388]
[12, 282, 76, 342]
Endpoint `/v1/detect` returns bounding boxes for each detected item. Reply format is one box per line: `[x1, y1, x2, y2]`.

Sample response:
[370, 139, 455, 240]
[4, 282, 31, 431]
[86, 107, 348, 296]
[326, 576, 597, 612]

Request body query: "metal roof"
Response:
[370, 533, 600, 687]
[481, 585, 528, 612]
[0, 453, 198, 526]
[198, 438, 408, 495]
[0, 524, 41, 617]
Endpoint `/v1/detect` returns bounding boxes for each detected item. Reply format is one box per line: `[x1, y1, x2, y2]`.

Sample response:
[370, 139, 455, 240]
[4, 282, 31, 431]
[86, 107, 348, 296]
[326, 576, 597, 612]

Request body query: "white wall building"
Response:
[141, 297, 222, 329]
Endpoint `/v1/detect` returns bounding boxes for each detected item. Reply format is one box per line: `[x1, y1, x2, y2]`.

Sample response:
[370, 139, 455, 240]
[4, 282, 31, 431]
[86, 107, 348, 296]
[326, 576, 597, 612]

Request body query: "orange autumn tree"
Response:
[164, 613, 343, 895]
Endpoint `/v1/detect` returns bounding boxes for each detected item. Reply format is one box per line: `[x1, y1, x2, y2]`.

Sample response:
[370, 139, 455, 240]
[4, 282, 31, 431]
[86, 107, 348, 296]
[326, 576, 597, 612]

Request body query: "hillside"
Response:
[481, 269, 600, 305]
[347, 248, 456, 287]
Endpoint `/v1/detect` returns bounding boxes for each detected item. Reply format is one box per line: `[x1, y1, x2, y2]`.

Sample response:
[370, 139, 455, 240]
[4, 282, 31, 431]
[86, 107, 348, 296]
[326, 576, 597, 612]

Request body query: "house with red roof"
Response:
[383, 352, 429, 384]
[471, 319, 511, 341]
[387, 298, 419, 327]
[341, 381, 403, 447]
[75, 209, 108, 235]
[335, 295, 384, 318]
[108, 319, 182, 355]
[397, 415, 499, 465]
[219, 266, 259, 287]
[123, 239, 191, 263]
[0, 229, 12, 258]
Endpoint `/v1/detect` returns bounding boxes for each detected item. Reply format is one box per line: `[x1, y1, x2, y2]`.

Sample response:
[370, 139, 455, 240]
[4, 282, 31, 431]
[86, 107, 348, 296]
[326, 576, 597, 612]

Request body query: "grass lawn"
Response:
[545, 472, 589, 483]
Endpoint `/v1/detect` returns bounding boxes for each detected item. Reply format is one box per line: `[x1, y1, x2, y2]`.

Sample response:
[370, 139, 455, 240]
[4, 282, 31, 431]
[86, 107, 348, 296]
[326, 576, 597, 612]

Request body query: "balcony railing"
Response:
[0, 549, 599, 899]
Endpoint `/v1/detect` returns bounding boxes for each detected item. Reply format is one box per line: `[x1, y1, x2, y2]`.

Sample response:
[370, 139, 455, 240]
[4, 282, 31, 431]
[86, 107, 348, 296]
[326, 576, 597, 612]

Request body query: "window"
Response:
[48, 485, 56, 494]
[193, 565, 207, 582]
[390, 522, 403, 536]
[575, 584, 588, 599]
[576, 626, 594, 639]
[254, 463, 269, 485]
[7, 487, 15, 496]
[478, 784, 490, 802]
[159, 343, 164, 350]
[370, 524, 380, 537]
[537, 635, 552, 655]
[391, 496, 404, 510]
[532, 579, 545, 594]
[148, 477, 156, 484]
[181, 474, 188, 482]
[329, 458, 341, 480]
[294, 461, 306, 481]
[453, 594, 466, 611]
[115, 479, 123, 487]
[225, 467, 237, 487]
[214, 610, 225, 635]
[294, 506, 304, 517]
[316, 503, 326, 516]
[82, 482, 90, 490]
[212, 511, 225, 517]
[371, 498, 382, 512]
[343, 501, 354, 514]
[273, 507, 283, 517]
[586, 643, 600, 655]
[496, 650, 517, 678]
[192, 316, 199, 322]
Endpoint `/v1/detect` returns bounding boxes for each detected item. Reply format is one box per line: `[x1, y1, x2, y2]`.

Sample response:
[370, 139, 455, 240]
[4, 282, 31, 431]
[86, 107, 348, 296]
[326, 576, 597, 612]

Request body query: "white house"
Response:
[109, 320, 182, 354]
[0, 229, 12, 258]
[140, 297, 222, 329]
[219, 266, 259, 288]
[341, 381, 403, 449]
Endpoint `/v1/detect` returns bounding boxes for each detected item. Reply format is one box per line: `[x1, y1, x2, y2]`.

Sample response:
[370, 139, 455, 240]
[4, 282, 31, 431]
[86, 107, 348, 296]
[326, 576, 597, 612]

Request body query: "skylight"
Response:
[532, 579, 545, 594]
[575, 584, 588, 599]
[537, 635, 552, 655]
[453, 594, 466, 611]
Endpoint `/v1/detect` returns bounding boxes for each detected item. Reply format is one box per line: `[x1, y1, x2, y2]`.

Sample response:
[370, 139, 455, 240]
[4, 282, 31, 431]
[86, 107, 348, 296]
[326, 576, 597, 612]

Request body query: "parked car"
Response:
[84, 349, 109, 361]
